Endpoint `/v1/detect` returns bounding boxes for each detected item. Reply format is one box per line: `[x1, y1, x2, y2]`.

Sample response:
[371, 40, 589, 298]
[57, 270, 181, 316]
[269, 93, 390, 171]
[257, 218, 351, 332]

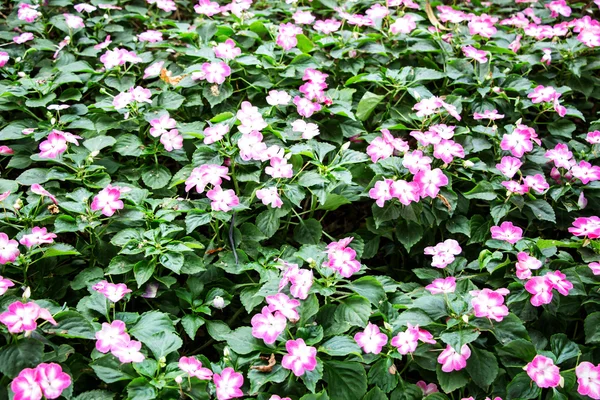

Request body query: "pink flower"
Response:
[31, 184, 57, 204]
[391, 330, 419, 354]
[403, 150, 432, 174]
[202, 62, 231, 85]
[0, 233, 20, 264]
[160, 129, 183, 152]
[265, 157, 293, 179]
[589, 262, 600, 275]
[143, 60, 164, 79]
[468, 14, 498, 38]
[369, 179, 393, 208]
[36, 363, 72, 399]
[282, 338, 317, 376]
[416, 381, 439, 395]
[94, 35, 112, 50]
[251, 306, 287, 344]
[490, 221, 523, 244]
[0, 276, 15, 295]
[523, 174, 549, 194]
[39, 132, 68, 159]
[425, 277, 456, 294]
[0, 146, 13, 155]
[266, 90, 292, 107]
[11, 368, 42, 400]
[576, 362, 600, 399]
[207, 186, 239, 212]
[438, 344, 471, 372]
[212, 39, 241, 60]
[291, 120, 320, 139]
[525, 276, 554, 306]
[500, 125, 536, 158]
[462, 45, 488, 63]
[185, 164, 230, 193]
[525, 355, 561, 388]
[571, 161, 600, 185]
[354, 323, 388, 354]
[502, 181, 529, 195]
[289, 268, 313, 300]
[424, 239, 462, 269]
[414, 168, 448, 199]
[569, 216, 600, 239]
[586, 131, 600, 144]
[293, 96, 321, 118]
[256, 187, 283, 208]
[313, 19, 342, 34]
[528, 85, 560, 104]
[112, 92, 133, 109]
[433, 139, 464, 164]
[323, 238, 361, 278]
[269, 396, 292, 400]
[0, 301, 56, 333]
[75, 3, 97, 12]
[92, 280, 132, 302]
[496, 156, 523, 178]
[277, 23, 302, 50]
[150, 114, 177, 137]
[137, 30, 163, 43]
[546, 0, 571, 17]
[19, 227, 57, 248]
[95, 320, 129, 353]
[203, 124, 229, 144]
[266, 293, 300, 322]
[130, 86, 152, 103]
[0, 52, 9, 67]
[390, 180, 420, 206]
[515, 252, 542, 280]
[546, 270, 573, 296]
[237, 101, 267, 134]
[18, 3, 41, 22]
[413, 97, 444, 118]
[470, 288, 510, 322]
[91, 185, 124, 217]
[194, 0, 221, 16]
[545, 143, 573, 169]
[473, 109, 505, 120]
[178, 357, 213, 380]
[111, 338, 145, 363]
[13, 32, 34, 44]
[214, 368, 244, 400]
[63, 13, 85, 29]
[293, 10, 315, 24]
[100, 48, 142, 69]
[509, 34, 522, 52]
[390, 15, 416, 34]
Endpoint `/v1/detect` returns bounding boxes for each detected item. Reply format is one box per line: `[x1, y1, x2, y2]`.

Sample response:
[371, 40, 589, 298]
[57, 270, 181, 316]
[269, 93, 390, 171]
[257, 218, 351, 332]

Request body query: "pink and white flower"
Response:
[490, 221, 523, 244]
[111, 338, 145, 363]
[160, 129, 183, 152]
[203, 124, 229, 144]
[354, 323, 388, 354]
[91, 185, 124, 217]
[391, 329, 419, 354]
[470, 288, 510, 322]
[291, 119, 320, 139]
[496, 156, 523, 178]
[266, 293, 300, 322]
[202, 62, 231, 85]
[576, 362, 600, 400]
[267, 90, 292, 106]
[424, 239, 462, 269]
[185, 164, 230, 193]
[150, 114, 177, 138]
[425, 277, 456, 294]
[525, 276, 555, 306]
[31, 184, 58, 204]
[0, 276, 14, 296]
[0, 233, 20, 265]
[571, 161, 600, 185]
[438, 344, 471, 372]
[500, 125, 537, 158]
[178, 357, 213, 380]
[39, 132, 68, 159]
[207, 186, 239, 212]
[369, 179, 393, 208]
[277, 23, 302, 50]
[265, 158, 293, 179]
[0, 301, 56, 333]
[416, 381, 439, 396]
[251, 306, 287, 344]
[282, 338, 318, 376]
[13, 32, 34, 44]
[569, 216, 600, 239]
[414, 168, 448, 199]
[36, 363, 72, 399]
[92, 280, 132, 302]
[11, 368, 42, 400]
[515, 252, 542, 280]
[462, 45, 488, 63]
[19, 227, 57, 248]
[323, 237, 361, 278]
[390, 15, 417, 34]
[525, 355, 561, 388]
[95, 320, 129, 353]
[214, 368, 244, 400]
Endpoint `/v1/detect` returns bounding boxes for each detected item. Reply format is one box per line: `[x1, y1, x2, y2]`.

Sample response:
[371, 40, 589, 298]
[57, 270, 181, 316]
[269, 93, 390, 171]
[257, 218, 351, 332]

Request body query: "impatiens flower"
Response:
[19, 227, 57, 248]
[369, 179, 393, 207]
[18, 3, 41, 22]
[571, 161, 600, 185]
[202, 62, 231, 85]
[91, 185, 124, 217]
[462, 45, 488, 63]
[291, 119, 320, 139]
[433, 139, 465, 164]
[266, 293, 300, 322]
[508, 34, 522, 52]
[75, 3, 97, 12]
[313, 19, 342, 34]
[178, 356, 213, 380]
[36, 363, 72, 399]
[95, 320, 129, 353]
[287, 268, 313, 300]
[414, 168, 448, 199]
[473, 109, 505, 120]
[277, 23, 302, 50]
[100, 48, 142, 70]
[416, 381, 439, 395]
[39, 132, 68, 159]
[265, 157, 293, 179]
[391, 329, 418, 354]
[586, 131, 600, 144]
[424, 239, 462, 269]
[150, 114, 177, 137]
[589, 262, 600, 275]
[576, 362, 600, 399]
[0, 52, 9, 67]
[138, 30, 163, 43]
[143, 60, 164, 79]
[194, 0, 220, 15]
[425, 277, 456, 294]
[256, 187, 283, 209]
[470, 288, 510, 322]
[546, 270, 573, 296]
[0, 301, 56, 333]
[31, 184, 58, 204]
[515, 252, 542, 280]
[94, 35, 112, 50]
[92, 280, 132, 302]
[407, 323, 436, 344]
[251, 306, 287, 344]
[569, 216, 600, 239]
[523, 174, 549, 194]
[545, 143, 573, 169]
[528, 85, 560, 104]
[13, 32, 34, 44]
[323, 237, 361, 278]
[0, 276, 15, 295]
[11, 368, 42, 400]
[160, 129, 183, 152]
[354, 323, 388, 354]
[545, 0, 571, 17]
[496, 156, 523, 178]
[525, 276, 554, 306]
[403, 150, 432, 174]
[269, 396, 292, 400]
[204, 124, 229, 144]
[293, 10, 315, 25]
[490, 221, 523, 244]
[111, 338, 145, 363]
[282, 338, 318, 376]
[214, 368, 244, 400]
[237, 101, 268, 134]
[185, 164, 230, 193]
[525, 355, 561, 388]
[207, 186, 240, 212]
[267, 90, 292, 106]
[0, 233, 20, 264]
[293, 96, 322, 118]
[390, 15, 417, 34]
[468, 13, 498, 38]
[214, 39, 241, 59]
[500, 125, 536, 158]
[63, 13, 85, 29]
[413, 96, 444, 118]
[437, 344, 471, 372]
[390, 179, 420, 206]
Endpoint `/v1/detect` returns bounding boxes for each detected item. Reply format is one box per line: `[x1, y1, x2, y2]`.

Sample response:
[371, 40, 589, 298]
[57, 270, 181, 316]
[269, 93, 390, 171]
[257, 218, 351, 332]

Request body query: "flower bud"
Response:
[175, 376, 183, 384]
[463, 160, 474, 168]
[213, 296, 225, 309]
[18, 71, 26, 78]
[462, 314, 469, 323]
[13, 198, 23, 210]
[23, 286, 31, 300]
[579, 192, 588, 210]
[341, 142, 351, 151]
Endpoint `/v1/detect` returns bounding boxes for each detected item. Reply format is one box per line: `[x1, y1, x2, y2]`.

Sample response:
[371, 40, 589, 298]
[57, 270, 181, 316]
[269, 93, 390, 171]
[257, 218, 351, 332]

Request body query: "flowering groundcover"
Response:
[1, 0, 600, 399]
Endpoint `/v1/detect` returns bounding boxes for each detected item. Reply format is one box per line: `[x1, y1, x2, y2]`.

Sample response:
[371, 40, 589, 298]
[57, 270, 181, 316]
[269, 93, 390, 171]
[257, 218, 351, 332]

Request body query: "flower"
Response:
[313, 19, 341, 34]
[150, 114, 177, 137]
[91, 185, 124, 217]
[64, 13, 85, 29]
[31, 184, 58, 204]
[293, 96, 322, 118]
[586, 131, 600, 144]
[19, 227, 57, 248]
[0, 52, 9, 67]
[473, 109, 505, 120]
[0, 276, 15, 296]
[185, 164, 230, 193]
[202, 62, 231, 84]
[11, 368, 42, 400]
[39, 132, 68, 159]
[589, 262, 600, 275]
[525, 275, 554, 306]
[369, 179, 393, 208]
[424, 239, 462, 269]
[18, 3, 41, 22]
[323, 237, 361, 278]
[354, 323, 388, 354]
[36, 363, 72, 399]
[207, 186, 240, 212]
[500, 125, 536, 158]
[291, 119, 320, 139]
[525, 355, 561, 388]
[462, 45, 488, 63]
[576, 362, 600, 399]
[204, 124, 229, 144]
[416, 381, 439, 395]
[414, 168, 448, 199]
[433, 139, 465, 164]
[515, 252, 542, 280]
[0, 233, 20, 264]
[13, 32, 34, 44]
[277, 23, 302, 50]
[92, 280, 132, 302]
[490, 221, 523, 244]
[390, 15, 416, 34]
[256, 187, 283, 208]
[470, 288, 510, 321]
[265, 157, 293, 179]
[438, 344, 471, 372]
[403, 150, 432, 174]
[267, 90, 292, 106]
[194, 0, 221, 16]
[138, 30, 163, 43]
[111, 338, 145, 363]
[266, 293, 300, 322]
[251, 306, 287, 344]
[237, 101, 268, 134]
[0, 301, 56, 333]
[496, 156, 523, 178]
[391, 330, 418, 354]
[214, 368, 244, 400]
[282, 338, 318, 376]
[178, 357, 213, 380]
[569, 216, 600, 239]
[425, 277, 456, 294]
[160, 129, 183, 152]
[571, 161, 600, 184]
[95, 320, 129, 353]
[214, 39, 241, 59]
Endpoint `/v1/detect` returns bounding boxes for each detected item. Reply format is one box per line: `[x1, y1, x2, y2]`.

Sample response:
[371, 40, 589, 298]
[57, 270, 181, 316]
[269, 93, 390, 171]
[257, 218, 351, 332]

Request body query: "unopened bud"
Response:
[13, 198, 23, 210]
[341, 142, 351, 151]
[18, 71, 26, 78]
[175, 376, 183, 384]
[23, 287, 31, 300]
[463, 160, 474, 168]
[51, 117, 56, 125]
[223, 346, 230, 357]
[462, 314, 469, 323]
[213, 296, 225, 309]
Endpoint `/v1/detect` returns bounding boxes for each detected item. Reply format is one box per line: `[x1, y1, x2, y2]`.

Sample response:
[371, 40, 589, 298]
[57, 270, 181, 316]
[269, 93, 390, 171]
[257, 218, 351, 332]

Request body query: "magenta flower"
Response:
[266, 293, 300, 322]
[473, 109, 504, 120]
[0, 52, 9, 67]
[31, 184, 58, 204]
[462, 45, 488, 63]
[289, 269, 313, 300]
[390, 179, 420, 206]
[236, 101, 268, 134]
[490, 221, 523, 244]
[111, 338, 145, 363]
[413, 97, 444, 118]
[178, 356, 213, 380]
[213, 39, 241, 59]
[571, 161, 600, 185]
[160, 129, 183, 152]
[214, 368, 244, 400]
[354, 323, 388, 354]
[293, 96, 321, 118]
[546, 270, 573, 296]
[468, 14, 498, 38]
[528, 85, 560, 104]
[269, 396, 292, 400]
[11, 368, 42, 400]
[265, 157, 293, 179]
[586, 131, 600, 144]
[185, 164, 230, 194]
[194, 0, 220, 15]
[202, 62, 231, 85]
[0, 275, 15, 296]
[39, 131, 68, 159]
[95, 320, 129, 353]
[470, 288, 510, 322]
[206, 186, 240, 212]
[282, 338, 318, 376]
[500, 125, 536, 158]
[276, 23, 302, 50]
[438, 344, 471, 372]
[369, 179, 393, 208]
[525, 276, 554, 306]
[0, 233, 20, 264]
[204, 124, 229, 144]
[425, 277, 456, 294]
[92, 280, 132, 302]
[323, 237, 361, 278]
[525, 355, 561, 388]
[403, 150, 432, 174]
[424, 239, 462, 269]
[414, 168, 448, 199]
[251, 306, 287, 344]
[545, 0, 571, 17]
[36, 363, 72, 399]
[433, 139, 465, 164]
[577, 362, 600, 399]
[0, 301, 56, 333]
[19, 227, 57, 248]
[390, 15, 416, 34]
[391, 330, 418, 355]
[589, 262, 600, 276]
[496, 156, 523, 178]
[569, 216, 600, 239]
[515, 252, 542, 280]
[416, 381, 439, 395]
[13, 32, 34, 44]
[137, 30, 163, 43]
[91, 185, 124, 217]
[63, 13, 85, 29]
[313, 19, 342, 34]
[150, 114, 177, 137]
[256, 187, 283, 209]
[18, 3, 41, 22]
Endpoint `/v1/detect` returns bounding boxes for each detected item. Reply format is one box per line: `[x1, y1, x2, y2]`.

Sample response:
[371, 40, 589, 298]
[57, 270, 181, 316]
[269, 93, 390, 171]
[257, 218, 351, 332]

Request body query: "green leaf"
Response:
[72, 390, 115, 400]
[507, 372, 541, 400]
[526, 200, 556, 223]
[440, 330, 480, 352]
[346, 276, 386, 305]
[356, 92, 385, 121]
[465, 347, 499, 389]
[203, 82, 233, 107]
[113, 134, 143, 157]
[491, 313, 530, 344]
[134, 259, 156, 287]
[158, 91, 185, 110]
[496, 339, 537, 361]
[127, 377, 157, 400]
[83, 136, 116, 152]
[224, 326, 265, 355]
[367, 358, 398, 393]
[585, 312, 600, 344]
[185, 212, 212, 233]
[302, 359, 324, 393]
[413, 67, 446, 81]
[464, 182, 497, 201]
[336, 296, 371, 327]
[0, 339, 44, 378]
[256, 209, 280, 239]
[550, 333, 580, 364]
[395, 220, 423, 251]
[41, 243, 80, 258]
[160, 252, 184, 273]
[16, 168, 49, 185]
[319, 336, 362, 356]
[43, 310, 96, 339]
[181, 314, 205, 340]
[435, 366, 469, 393]
[323, 361, 368, 400]
[129, 311, 182, 358]
[364, 387, 388, 400]
[141, 165, 172, 189]
[247, 364, 290, 395]
[294, 218, 323, 245]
